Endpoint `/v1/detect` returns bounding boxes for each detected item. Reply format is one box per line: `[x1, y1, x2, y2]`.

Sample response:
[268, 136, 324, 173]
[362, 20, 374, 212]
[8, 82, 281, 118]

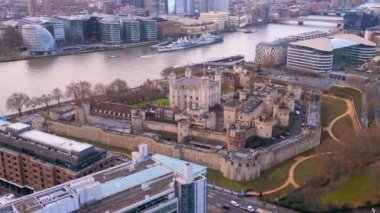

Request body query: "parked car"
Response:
[222, 205, 230, 210]
[230, 200, 240, 207]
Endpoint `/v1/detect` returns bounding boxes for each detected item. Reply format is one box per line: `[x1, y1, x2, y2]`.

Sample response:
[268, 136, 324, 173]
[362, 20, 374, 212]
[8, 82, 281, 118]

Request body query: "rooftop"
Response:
[6, 122, 30, 132]
[19, 130, 93, 156]
[1, 154, 206, 213]
[152, 154, 207, 179]
[290, 34, 376, 52]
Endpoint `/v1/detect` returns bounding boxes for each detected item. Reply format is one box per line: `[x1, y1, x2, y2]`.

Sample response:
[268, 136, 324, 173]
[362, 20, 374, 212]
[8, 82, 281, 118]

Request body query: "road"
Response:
[207, 187, 297, 213]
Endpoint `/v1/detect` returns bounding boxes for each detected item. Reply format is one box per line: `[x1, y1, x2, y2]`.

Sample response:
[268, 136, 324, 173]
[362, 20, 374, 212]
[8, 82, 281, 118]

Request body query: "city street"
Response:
[207, 187, 297, 213]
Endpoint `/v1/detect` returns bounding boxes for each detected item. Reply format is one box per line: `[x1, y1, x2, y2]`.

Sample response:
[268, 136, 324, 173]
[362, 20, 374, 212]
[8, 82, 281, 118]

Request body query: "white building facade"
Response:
[169, 67, 222, 113]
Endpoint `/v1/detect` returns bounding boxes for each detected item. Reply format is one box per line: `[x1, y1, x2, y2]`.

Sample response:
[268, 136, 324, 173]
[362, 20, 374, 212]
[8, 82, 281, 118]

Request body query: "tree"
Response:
[108, 79, 129, 92]
[106, 79, 129, 102]
[26, 97, 41, 111]
[6, 93, 30, 116]
[78, 81, 92, 100]
[39, 94, 52, 108]
[1, 26, 21, 48]
[51, 88, 63, 106]
[93, 83, 106, 97]
[66, 82, 81, 102]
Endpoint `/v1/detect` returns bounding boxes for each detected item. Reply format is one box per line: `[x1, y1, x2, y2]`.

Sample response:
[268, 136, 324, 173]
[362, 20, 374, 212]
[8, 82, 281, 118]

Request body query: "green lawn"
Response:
[321, 96, 347, 128]
[222, 87, 235, 95]
[330, 86, 363, 114]
[134, 97, 170, 108]
[332, 115, 355, 141]
[320, 172, 380, 206]
[207, 159, 293, 192]
[294, 159, 321, 186]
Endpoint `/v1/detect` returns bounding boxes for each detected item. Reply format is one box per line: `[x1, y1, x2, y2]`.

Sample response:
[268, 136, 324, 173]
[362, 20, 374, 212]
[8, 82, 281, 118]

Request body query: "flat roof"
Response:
[19, 130, 93, 155]
[101, 165, 170, 198]
[152, 154, 207, 179]
[6, 122, 30, 131]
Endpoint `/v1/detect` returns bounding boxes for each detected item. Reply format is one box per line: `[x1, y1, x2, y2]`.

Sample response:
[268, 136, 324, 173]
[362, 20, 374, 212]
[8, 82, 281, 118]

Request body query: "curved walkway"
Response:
[246, 153, 332, 196]
[323, 95, 361, 143]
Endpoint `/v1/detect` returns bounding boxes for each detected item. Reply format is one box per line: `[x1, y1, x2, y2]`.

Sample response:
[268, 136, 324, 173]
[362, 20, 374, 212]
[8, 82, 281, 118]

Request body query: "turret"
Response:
[169, 72, 176, 107]
[185, 66, 192, 79]
[201, 74, 210, 111]
[215, 70, 222, 104]
[178, 119, 190, 143]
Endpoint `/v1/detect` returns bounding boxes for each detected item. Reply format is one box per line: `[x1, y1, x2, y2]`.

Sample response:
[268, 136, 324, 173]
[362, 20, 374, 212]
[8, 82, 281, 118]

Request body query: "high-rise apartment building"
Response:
[27, 0, 37, 17]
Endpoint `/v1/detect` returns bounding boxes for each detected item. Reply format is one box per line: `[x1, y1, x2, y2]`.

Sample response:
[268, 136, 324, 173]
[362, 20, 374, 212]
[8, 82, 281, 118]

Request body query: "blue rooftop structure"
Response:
[101, 165, 170, 198]
[152, 154, 207, 179]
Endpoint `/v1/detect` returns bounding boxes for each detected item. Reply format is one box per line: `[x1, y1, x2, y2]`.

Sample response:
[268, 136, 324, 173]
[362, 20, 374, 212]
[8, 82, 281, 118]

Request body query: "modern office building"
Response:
[21, 24, 57, 55]
[344, 11, 379, 31]
[144, 0, 168, 16]
[0, 121, 117, 193]
[18, 17, 65, 47]
[100, 17, 122, 44]
[27, 0, 37, 17]
[287, 34, 376, 72]
[175, 0, 195, 16]
[122, 19, 141, 43]
[42, 0, 52, 16]
[0, 145, 207, 213]
[140, 19, 158, 41]
[198, 0, 229, 13]
[58, 15, 88, 45]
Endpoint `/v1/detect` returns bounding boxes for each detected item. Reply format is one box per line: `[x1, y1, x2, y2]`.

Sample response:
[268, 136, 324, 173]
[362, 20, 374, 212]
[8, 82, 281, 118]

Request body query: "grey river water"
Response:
[0, 22, 336, 113]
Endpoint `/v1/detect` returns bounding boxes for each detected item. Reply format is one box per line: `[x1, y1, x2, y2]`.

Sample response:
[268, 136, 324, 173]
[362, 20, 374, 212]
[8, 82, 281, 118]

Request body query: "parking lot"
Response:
[246, 104, 304, 149]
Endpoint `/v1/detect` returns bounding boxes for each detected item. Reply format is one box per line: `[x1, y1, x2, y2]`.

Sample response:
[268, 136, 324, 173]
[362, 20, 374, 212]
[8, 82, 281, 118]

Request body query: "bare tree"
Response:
[106, 79, 129, 102]
[39, 94, 52, 108]
[108, 79, 129, 92]
[93, 83, 106, 96]
[6, 93, 30, 116]
[26, 97, 41, 112]
[51, 88, 63, 106]
[66, 82, 81, 102]
[78, 81, 92, 100]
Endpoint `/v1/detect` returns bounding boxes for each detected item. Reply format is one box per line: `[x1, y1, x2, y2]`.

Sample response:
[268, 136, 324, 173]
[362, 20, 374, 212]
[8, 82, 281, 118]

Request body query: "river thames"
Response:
[0, 22, 336, 113]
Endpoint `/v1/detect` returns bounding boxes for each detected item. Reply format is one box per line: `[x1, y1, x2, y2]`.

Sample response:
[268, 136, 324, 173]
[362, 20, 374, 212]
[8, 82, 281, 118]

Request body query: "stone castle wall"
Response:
[47, 121, 321, 182]
[260, 133, 321, 171]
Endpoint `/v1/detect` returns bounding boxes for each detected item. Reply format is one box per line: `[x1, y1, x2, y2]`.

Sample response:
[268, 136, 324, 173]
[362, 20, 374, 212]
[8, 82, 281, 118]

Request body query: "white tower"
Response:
[185, 66, 192, 79]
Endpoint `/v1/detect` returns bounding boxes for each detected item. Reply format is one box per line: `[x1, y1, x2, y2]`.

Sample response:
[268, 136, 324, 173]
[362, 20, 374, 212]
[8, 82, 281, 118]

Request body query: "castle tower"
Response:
[75, 106, 86, 125]
[201, 74, 210, 111]
[178, 119, 190, 143]
[227, 124, 246, 151]
[185, 66, 192, 79]
[239, 89, 248, 101]
[169, 72, 177, 107]
[131, 109, 144, 134]
[214, 70, 222, 104]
